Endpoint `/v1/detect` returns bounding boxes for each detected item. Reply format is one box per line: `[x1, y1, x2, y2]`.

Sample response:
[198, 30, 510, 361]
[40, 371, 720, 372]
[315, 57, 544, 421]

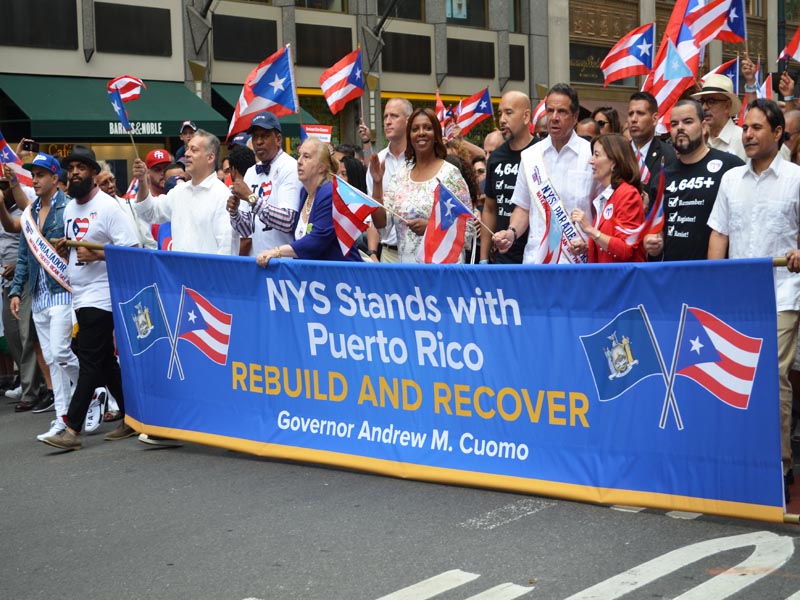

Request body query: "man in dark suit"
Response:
[627, 91, 675, 213]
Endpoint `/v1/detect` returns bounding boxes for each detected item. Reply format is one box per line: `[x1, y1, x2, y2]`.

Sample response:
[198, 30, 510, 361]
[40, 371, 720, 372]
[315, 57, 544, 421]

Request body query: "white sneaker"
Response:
[5, 385, 22, 400]
[84, 396, 103, 433]
[37, 418, 66, 441]
[138, 433, 182, 447]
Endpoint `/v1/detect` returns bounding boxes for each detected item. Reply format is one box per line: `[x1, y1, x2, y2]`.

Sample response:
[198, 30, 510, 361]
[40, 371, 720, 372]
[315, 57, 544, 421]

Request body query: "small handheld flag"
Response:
[456, 88, 493, 136]
[331, 176, 379, 255]
[418, 181, 472, 264]
[320, 49, 364, 115]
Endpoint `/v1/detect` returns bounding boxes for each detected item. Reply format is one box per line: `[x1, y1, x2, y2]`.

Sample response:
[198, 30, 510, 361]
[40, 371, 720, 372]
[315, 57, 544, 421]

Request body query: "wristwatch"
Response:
[365, 249, 377, 256]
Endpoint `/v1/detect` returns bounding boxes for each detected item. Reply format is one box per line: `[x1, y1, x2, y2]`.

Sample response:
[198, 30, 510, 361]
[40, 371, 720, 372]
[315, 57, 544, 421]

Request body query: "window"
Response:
[0, 0, 77, 50]
[295, 0, 347, 12]
[377, 0, 423, 21]
[446, 0, 487, 28]
[95, 3, 171, 57]
[213, 15, 278, 63]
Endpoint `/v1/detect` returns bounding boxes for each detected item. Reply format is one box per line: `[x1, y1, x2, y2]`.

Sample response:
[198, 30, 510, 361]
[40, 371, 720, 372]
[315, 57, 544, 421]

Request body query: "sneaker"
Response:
[138, 434, 182, 447]
[37, 419, 66, 441]
[32, 391, 55, 414]
[104, 422, 136, 441]
[41, 428, 81, 451]
[83, 395, 103, 433]
[5, 385, 22, 400]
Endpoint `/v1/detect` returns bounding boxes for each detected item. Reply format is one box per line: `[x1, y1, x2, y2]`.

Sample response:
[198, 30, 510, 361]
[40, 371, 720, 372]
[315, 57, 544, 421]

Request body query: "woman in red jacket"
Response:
[569, 133, 646, 263]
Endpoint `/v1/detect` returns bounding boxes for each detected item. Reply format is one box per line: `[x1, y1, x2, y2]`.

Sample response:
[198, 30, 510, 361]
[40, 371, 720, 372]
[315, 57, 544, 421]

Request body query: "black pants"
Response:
[66, 307, 125, 432]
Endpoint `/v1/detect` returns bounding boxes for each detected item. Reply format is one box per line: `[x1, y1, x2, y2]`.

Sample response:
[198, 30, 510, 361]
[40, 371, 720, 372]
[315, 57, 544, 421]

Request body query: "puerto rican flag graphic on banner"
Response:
[176, 287, 232, 366]
[319, 48, 364, 115]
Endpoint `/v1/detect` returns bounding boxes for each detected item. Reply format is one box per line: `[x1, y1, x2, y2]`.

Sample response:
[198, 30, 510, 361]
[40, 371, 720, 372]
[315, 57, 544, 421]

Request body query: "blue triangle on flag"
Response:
[664, 39, 693, 81]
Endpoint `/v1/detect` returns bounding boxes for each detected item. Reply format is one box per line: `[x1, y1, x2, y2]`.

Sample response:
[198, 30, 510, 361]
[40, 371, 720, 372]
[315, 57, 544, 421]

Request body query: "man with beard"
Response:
[643, 100, 743, 262]
[42, 146, 139, 450]
[133, 130, 234, 255]
[691, 74, 746, 161]
[143, 148, 171, 197]
[480, 90, 535, 264]
[228, 112, 300, 256]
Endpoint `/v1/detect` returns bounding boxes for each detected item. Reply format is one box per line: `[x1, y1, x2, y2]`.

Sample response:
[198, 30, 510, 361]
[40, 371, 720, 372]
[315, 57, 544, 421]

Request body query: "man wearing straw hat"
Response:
[41, 145, 139, 451]
[691, 73, 746, 161]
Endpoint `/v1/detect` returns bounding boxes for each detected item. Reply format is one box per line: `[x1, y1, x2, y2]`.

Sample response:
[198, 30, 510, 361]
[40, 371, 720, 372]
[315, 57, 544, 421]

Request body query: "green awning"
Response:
[0, 74, 228, 140]
[212, 83, 318, 139]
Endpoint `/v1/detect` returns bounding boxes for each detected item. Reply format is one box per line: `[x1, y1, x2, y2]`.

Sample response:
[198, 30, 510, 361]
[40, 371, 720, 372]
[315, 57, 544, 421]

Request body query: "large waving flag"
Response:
[435, 89, 456, 140]
[331, 175, 379, 255]
[174, 287, 232, 366]
[456, 88, 493, 136]
[702, 56, 739, 94]
[0, 131, 32, 187]
[319, 48, 364, 115]
[675, 305, 762, 409]
[779, 25, 800, 63]
[717, 0, 747, 43]
[107, 75, 145, 133]
[227, 45, 299, 139]
[644, 0, 700, 125]
[418, 182, 472, 264]
[685, 0, 731, 50]
[601, 23, 655, 86]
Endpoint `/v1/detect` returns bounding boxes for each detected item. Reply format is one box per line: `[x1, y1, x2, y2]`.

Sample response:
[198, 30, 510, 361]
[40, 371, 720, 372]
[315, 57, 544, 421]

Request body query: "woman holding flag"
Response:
[569, 133, 646, 263]
[369, 107, 472, 263]
[255, 137, 362, 265]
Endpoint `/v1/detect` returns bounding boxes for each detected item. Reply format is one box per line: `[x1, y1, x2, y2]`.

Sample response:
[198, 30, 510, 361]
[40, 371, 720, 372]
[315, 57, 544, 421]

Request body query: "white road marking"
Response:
[610, 505, 646, 513]
[375, 569, 480, 600]
[666, 511, 701, 520]
[460, 499, 555, 530]
[564, 531, 795, 600]
[464, 582, 535, 599]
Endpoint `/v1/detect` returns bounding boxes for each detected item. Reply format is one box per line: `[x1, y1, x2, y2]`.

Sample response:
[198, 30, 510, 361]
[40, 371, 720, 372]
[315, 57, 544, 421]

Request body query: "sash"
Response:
[521, 146, 587, 264]
[20, 204, 71, 293]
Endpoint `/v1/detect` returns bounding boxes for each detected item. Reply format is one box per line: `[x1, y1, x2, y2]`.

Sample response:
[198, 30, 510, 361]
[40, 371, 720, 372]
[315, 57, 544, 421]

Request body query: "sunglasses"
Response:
[595, 119, 608, 127]
[700, 97, 727, 107]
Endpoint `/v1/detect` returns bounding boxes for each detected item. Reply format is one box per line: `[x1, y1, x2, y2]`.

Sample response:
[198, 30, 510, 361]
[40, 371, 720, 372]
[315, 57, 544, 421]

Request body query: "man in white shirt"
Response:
[691, 74, 747, 161]
[494, 83, 600, 263]
[708, 98, 800, 499]
[133, 130, 234, 255]
[228, 112, 301, 256]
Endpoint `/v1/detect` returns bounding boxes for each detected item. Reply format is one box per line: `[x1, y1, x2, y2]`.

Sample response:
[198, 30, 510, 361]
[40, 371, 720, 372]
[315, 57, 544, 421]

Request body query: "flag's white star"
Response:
[636, 38, 652, 57]
[269, 74, 286, 94]
[354, 66, 362, 80]
[187, 309, 197, 324]
[444, 197, 455, 217]
[1, 149, 10, 161]
[729, 8, 738, 21]
[689, 336, 704, 354]
[479, 100, 487, 110]
[112, 100, 121, 112]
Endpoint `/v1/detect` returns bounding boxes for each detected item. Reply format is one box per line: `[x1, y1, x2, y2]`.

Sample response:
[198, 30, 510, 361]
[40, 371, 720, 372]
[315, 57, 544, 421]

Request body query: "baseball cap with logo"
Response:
[229, 132, 251, 148]
[180, 120, 198, 134]
[247, 112, 282, 134]
[146, 149, 172, 169]
[23, 153, 61, 178]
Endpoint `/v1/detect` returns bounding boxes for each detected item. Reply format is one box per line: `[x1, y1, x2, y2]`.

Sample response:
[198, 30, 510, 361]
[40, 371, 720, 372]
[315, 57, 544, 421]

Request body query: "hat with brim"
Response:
[60, 145, 101, 173]
[23, 152, 61, 178]
[691, 74, 741, 117]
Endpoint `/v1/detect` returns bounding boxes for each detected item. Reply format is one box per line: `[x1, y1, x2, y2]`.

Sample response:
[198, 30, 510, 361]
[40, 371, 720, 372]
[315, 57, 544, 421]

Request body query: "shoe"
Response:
[104, 422, 136, 441]
[138, 433, 182, 447]
[5, 385, 22, 400]
[41, 428, 81, 451]
[14, 399, 36, 412]
[37, 418, 66, 441]
[84, 394, 103, 433]
[793, 423, 800, 443]
[32, 391, 55, 414]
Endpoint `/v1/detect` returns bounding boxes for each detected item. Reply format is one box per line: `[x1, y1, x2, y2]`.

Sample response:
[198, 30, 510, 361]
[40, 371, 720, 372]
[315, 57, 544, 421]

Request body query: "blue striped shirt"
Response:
[31, 265, 71, 313]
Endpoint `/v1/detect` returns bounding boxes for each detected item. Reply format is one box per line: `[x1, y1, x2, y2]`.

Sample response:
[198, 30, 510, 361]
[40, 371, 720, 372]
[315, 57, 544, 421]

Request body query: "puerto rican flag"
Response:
[717, 0, 747, 43]
[616, 163, 664, 245]
[601, 23, 655, 86]
[319, 48, 364, 115]
[779, 25, 800, 63]
[456, 88, 493, 136]
[528, 98, 547, 134]
[418, 181, 472, 264]
[435, 89, 456, 141]
[227, 45, 299, 140]
[176, 287, 232, 365]
[685, 0, 731, 50]
[123, 177, 139, 201]
[701, 56, 740, 94]
[331, 175, 379, 255]
[107, 75, 146, 102]
[675, 306, 762, 409]
[0, 131, 32, 187]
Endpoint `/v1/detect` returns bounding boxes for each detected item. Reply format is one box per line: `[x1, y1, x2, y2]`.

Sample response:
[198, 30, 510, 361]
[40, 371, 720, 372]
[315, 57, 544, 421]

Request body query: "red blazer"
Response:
[588, 181, 646, 263]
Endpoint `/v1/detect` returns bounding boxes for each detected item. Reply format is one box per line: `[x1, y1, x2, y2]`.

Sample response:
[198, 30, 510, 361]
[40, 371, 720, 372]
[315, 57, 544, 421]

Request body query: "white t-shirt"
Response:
[241, 150, 302, 254]
[64, 189, 139, 311]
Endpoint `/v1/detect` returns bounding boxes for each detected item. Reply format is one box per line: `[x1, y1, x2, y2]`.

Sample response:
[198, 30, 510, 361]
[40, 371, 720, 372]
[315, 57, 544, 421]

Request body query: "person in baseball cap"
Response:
[23, 152, 61, 178]
[247, 112, 282, 135]
[228, 132, 251, 150]
[691, 74, 746, 160]
[143, 149, 173, 197]
[176, 121, 199, 164]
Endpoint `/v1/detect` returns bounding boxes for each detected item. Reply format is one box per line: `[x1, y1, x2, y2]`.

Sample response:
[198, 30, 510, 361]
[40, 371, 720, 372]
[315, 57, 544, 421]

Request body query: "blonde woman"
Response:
[256, 137, 362, 266]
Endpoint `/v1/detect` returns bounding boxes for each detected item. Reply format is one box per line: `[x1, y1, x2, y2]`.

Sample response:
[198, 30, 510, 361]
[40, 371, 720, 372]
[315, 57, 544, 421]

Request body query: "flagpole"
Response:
[154, 282, 184, 381]
[658, 303, 687, 430]
[127, 131, 139, 157]
[168, 286, 187, 380]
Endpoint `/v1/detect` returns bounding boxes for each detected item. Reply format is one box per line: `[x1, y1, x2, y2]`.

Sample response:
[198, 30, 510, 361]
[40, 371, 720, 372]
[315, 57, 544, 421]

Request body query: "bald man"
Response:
[483, 130, 504, 160]
[481, 90, 536, 264]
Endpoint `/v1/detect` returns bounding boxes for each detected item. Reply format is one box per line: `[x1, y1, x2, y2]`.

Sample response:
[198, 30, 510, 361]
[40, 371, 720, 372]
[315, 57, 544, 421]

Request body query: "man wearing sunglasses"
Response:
[691, 74, 746, 161]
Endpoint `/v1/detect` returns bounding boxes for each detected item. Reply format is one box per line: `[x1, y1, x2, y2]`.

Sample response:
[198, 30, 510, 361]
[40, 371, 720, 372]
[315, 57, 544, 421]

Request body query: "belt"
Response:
[382, 244, 398, 251]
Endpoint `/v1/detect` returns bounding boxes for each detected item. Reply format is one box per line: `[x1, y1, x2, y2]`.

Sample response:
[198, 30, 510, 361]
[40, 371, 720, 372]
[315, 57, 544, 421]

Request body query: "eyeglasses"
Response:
[595, 119, 608, 127]
[700, 97, 727, 107]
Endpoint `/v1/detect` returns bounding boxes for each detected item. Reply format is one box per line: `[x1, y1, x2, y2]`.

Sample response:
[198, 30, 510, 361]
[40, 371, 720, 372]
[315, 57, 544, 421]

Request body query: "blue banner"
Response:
[106, 248, 785, 522]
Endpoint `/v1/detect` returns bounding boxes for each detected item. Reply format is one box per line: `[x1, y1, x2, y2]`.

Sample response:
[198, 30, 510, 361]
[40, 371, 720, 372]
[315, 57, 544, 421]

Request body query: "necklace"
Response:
[303, 192, 315, 218]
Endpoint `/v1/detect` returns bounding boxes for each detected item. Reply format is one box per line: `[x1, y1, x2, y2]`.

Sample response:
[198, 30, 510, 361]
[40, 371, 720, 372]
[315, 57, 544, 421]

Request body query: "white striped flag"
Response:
[417, 181, 472, 264]
[331, 175, 379, 255]
[175, 287, 232, 366]
[685, 0, 731, 50]
[701, 56, 739, 94]
[717, 0, 747, 43]
[601, 22, 655, 86]
[779, 25, 800, 63]
[319, 48, 364, 115]
[675, 306, 762, 409]
[758, 72, 773, 100]
[435, 89, 456, 141]
[123, 177, 139, 201]
[456, 88, 493, 136]
[528, 98, 547, 134]
[107, 75, 146, 101]
[0, 131, 32, 187]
